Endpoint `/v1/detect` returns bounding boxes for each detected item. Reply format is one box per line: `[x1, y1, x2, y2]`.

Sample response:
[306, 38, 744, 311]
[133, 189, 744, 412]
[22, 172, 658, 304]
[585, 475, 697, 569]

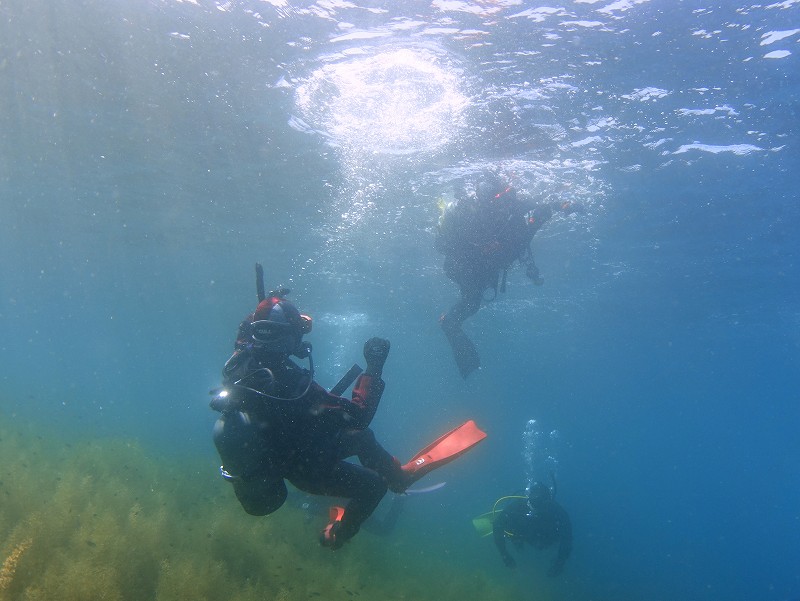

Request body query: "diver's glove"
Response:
[526, 263, 544, 286]
[363, 337, 390, 378]
[531, 204, 553, 224]
[502, 552, 517, 569]
[320, 507, 358, 551]
[559, 200, 585, 215]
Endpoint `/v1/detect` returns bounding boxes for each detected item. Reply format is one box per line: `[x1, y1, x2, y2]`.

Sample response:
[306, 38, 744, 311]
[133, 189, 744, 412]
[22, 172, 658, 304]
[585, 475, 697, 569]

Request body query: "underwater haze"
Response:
[1, 1, 799, 600]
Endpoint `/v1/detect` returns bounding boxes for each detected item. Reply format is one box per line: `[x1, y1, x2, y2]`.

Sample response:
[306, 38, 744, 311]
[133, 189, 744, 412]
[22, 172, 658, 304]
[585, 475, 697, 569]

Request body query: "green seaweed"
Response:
[0, 413, 526, 601]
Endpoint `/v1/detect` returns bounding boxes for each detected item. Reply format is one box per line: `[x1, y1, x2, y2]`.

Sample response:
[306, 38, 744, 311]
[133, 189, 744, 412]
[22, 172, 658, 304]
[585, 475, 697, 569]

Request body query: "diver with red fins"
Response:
[210, 264, 487, 549]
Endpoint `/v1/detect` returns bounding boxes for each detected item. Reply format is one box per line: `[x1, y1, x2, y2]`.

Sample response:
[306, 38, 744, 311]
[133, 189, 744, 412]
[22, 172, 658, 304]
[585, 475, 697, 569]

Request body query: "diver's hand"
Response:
[560, 200, 585, 215]
[363, 337, 390, 377]
[502, 553, 516, 569]
[526, 264, 544, 286]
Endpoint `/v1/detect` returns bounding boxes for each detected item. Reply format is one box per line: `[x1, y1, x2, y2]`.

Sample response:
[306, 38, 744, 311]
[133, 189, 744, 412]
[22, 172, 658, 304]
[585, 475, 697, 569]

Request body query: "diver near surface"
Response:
[492, 482, 572, 576]
[436, 173, 583, 378]
[211, 264, 487, 550]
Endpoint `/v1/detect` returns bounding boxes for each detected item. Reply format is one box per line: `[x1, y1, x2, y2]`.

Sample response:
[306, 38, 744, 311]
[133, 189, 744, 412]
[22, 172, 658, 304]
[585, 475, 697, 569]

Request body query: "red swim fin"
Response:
[401, 420, 487, 484]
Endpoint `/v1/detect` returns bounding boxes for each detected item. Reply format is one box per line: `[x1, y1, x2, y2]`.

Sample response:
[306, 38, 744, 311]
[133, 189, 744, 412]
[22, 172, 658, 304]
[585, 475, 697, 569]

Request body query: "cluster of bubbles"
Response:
[294, 45, 468, 160]
[317, 312, 371, 375]
[292, 44, 470, 266]
[522, 419, 560, 495]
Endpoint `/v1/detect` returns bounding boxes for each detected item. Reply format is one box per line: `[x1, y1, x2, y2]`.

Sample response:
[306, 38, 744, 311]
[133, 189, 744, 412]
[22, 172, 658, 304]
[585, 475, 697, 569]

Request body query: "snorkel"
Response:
[210, 263, 315, 412]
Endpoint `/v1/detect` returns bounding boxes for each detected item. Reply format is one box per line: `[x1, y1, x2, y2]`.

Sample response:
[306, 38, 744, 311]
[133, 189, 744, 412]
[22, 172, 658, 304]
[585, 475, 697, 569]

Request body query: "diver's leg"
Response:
[440, 284, 482, 378]
[380, 494, 407, 533]
[365, 494, 407, 537]
[286, 430, 393, 548]
[312, 460, 389, 549]
[443, 282, 482, 327]
[337, 427, 410, 492]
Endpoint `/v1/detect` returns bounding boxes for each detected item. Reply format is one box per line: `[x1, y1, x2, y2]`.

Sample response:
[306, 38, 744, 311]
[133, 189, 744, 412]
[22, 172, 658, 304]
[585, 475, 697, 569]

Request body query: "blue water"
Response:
[2, 1, 798, 600]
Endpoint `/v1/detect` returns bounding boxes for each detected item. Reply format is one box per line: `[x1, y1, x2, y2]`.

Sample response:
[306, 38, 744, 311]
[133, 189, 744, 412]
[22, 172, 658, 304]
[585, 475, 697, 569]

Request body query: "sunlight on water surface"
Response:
[295, 46, 468, 156]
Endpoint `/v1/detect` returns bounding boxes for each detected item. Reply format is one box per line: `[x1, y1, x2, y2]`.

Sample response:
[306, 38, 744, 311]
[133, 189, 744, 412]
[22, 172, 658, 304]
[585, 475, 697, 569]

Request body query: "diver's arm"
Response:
[493, 512, 516, 568]
[554, 199, 585, 215]
[346, 373, 385, 428]
[519, 193, 584, 220]
[332, 337, 389, 428]
[549, 507, 573, 576]
[436, 208, 460, 253]
[310, 370, 382, 427]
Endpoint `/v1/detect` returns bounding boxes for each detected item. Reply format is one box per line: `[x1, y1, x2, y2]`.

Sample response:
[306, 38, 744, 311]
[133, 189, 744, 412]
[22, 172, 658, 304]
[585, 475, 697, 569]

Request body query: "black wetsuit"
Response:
[493, 497, 572, 575]
[436, 193, 553, 377]
[212, 320, 402, 544]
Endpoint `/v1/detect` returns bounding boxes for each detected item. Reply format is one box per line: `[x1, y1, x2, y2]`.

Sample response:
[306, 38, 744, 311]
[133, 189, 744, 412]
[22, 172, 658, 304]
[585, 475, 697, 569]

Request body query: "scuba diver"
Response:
[211, 264, 487, 550]
[491, 482, 572, 576]
[436, 174, 583, 378]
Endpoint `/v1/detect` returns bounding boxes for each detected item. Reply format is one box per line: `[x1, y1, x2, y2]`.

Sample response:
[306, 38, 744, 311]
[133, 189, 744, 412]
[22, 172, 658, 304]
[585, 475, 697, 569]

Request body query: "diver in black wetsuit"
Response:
[436, 174, 582, 378]
[211, 289, 410, 550]
[493, 482, 572, 576]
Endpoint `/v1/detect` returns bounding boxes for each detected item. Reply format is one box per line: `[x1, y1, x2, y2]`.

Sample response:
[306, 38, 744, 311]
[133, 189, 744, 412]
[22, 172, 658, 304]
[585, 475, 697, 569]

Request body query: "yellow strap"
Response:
[492, 496, 527, 538]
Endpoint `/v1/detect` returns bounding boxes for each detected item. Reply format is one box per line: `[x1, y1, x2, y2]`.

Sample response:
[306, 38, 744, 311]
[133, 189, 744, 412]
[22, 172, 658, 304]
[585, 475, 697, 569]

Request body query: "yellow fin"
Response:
[471, 512, 496, 537]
